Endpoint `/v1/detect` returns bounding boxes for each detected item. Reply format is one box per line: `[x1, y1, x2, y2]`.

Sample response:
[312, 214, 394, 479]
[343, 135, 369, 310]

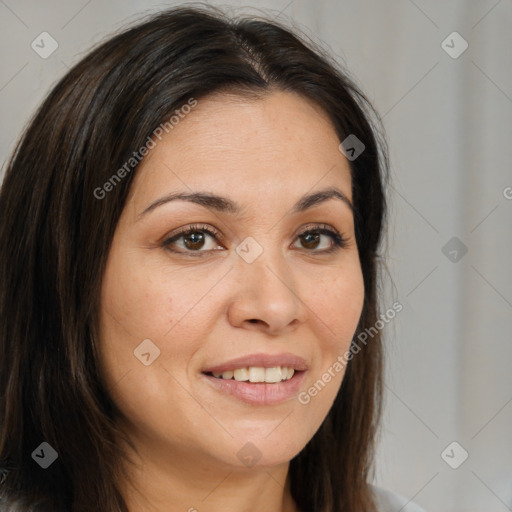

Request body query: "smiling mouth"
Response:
[204, 366, 300, 383]
[201, 365, 306, 405]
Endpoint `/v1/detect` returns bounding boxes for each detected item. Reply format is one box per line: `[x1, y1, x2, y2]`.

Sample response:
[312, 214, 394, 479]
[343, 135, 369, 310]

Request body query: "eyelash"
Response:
[161, 223, 347, 257]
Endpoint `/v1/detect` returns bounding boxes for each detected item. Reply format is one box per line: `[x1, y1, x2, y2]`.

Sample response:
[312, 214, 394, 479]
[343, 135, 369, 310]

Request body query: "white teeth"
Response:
[265, 367, 282, 383]
[234, 368, 249, 381]
[210, 366, 296, 383]
[248, 367, 265, 382]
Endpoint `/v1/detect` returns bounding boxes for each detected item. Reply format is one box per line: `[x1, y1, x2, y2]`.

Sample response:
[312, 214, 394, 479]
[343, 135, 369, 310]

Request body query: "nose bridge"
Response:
[235, 234, 291, 291]
[229, 234, 305, 332]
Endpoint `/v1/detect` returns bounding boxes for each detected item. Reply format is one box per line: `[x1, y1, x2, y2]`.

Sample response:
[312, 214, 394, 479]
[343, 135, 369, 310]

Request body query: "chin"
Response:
[208, 431, 307, 471]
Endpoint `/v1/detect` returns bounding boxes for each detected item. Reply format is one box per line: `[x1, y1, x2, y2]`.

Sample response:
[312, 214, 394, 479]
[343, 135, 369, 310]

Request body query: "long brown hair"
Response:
[0, 5, 388, 511]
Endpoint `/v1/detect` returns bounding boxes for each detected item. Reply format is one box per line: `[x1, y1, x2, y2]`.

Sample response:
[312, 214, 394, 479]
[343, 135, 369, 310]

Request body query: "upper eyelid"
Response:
[167, 222, 340, 237]
[164, 223, 223, 242]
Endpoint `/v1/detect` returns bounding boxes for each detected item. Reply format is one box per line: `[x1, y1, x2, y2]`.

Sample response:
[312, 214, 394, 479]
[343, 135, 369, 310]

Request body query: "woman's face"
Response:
[98, 90, 364, 473]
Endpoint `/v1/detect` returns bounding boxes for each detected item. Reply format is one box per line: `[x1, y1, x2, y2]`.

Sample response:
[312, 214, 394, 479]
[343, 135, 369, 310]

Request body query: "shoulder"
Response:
[371, 484, 427, 512]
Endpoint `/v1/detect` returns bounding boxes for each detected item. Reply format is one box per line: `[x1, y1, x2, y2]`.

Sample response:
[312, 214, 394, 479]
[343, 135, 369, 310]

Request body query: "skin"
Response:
[98, 90, 365, 512]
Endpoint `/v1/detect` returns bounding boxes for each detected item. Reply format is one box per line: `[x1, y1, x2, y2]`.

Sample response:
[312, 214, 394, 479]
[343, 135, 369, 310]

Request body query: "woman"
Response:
[0, 5, 425, 511]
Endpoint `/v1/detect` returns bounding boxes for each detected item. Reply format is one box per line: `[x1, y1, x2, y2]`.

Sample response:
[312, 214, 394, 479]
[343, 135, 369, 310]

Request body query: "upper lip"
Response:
[202, 352, 308, 374]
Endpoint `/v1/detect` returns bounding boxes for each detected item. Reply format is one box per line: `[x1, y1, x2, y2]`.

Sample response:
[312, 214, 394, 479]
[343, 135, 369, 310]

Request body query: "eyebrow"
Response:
[137, 185, 353, 221]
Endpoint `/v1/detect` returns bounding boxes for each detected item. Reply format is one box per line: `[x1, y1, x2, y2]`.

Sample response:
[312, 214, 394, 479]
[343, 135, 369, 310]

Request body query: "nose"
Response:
[226, 244, 308, 335]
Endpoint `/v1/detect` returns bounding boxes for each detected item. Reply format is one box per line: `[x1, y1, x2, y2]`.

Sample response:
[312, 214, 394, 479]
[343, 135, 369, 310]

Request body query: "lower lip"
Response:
[201, 371, 306, 405]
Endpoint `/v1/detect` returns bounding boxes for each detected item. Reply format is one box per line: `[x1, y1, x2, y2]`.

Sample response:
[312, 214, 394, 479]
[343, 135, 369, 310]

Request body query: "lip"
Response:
[201, 369, 306, 405]
[202, 352, 308, 374]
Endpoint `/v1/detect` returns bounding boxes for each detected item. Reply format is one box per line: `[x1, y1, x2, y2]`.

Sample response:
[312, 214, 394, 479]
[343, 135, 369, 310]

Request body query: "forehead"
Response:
[127, 90, 352, 213]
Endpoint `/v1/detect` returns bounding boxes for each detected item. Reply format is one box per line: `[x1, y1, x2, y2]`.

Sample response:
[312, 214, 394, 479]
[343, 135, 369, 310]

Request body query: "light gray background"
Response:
[1, 1, 511, 511]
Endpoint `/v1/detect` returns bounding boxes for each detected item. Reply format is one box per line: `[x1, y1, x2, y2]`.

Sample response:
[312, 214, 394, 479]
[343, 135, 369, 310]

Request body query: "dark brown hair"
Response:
[0, 5, 388, 511]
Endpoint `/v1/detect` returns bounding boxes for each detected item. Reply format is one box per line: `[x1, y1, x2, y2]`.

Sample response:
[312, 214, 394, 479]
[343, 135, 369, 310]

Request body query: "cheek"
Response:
[313, 264, 365, 349]
[100, 249, 183, 341]
[97, 248, 176, 390]
[301, 263, 364, 413]
[98, 248, 220, 378]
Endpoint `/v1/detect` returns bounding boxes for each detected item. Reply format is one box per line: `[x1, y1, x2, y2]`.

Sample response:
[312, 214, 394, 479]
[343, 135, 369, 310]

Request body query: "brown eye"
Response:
[294, 227, 346, 253]
[181, 231, 207, 250]
[299, 232, 321, 249]
[162, 224, 224, 255]
[162, 223, 346, 257]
